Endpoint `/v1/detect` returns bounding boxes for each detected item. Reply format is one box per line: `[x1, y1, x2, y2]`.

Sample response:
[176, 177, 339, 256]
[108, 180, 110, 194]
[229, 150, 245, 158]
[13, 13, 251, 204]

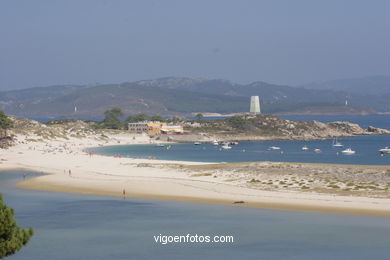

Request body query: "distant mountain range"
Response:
[302, 75, 390, 95]
[0, 76, 389, 118]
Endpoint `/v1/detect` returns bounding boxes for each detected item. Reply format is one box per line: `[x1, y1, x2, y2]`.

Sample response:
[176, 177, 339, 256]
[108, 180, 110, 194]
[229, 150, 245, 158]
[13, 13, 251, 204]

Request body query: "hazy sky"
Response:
[1, 0, 389, 90]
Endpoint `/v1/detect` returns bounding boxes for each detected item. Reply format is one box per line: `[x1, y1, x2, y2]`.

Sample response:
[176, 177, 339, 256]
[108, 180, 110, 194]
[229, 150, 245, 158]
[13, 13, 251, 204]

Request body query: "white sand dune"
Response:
[1, 133, 390, 217]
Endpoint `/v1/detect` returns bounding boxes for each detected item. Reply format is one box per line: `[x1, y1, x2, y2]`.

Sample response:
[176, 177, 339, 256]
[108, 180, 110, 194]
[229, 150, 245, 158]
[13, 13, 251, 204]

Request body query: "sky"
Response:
[0, 0, 389, 90]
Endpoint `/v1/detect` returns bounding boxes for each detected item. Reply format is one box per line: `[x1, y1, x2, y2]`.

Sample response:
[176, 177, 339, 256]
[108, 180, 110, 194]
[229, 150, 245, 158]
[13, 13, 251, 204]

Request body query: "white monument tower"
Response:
[250, 96, 261, 114]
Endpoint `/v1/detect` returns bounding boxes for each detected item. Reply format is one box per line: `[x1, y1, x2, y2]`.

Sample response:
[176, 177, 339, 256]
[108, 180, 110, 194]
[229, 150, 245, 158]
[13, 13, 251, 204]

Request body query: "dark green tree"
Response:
[102, 108, 124, 129]
[0, 194, 34, 258]
[0, 110, 13, 138]
[149, 115, 166, 122]
[125, 114, 148, 124]
[195, 113, 204, 121]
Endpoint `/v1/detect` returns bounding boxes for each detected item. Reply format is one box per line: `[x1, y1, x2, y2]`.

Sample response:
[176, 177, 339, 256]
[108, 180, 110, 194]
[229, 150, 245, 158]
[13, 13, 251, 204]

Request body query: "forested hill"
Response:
[0, 77, 387, 118]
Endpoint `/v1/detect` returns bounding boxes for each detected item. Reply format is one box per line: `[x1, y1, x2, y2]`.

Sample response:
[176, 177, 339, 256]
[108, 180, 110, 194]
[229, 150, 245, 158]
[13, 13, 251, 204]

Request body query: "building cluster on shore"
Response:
[128, 121, 184, 135]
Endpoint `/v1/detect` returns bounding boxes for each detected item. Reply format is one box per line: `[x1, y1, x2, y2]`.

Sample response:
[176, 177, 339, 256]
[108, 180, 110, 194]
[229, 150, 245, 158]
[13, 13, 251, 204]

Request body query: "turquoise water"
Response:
[90, 115, 390, 165]
[2, 170, 390, 260]
[89, 135, 390, 165]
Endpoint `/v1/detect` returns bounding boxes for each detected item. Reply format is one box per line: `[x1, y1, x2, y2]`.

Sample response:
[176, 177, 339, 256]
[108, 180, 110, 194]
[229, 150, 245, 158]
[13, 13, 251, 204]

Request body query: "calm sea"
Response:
[2, 171, 390, 260]
[90, 135, 390, 165]
[90, 114, 390, 165]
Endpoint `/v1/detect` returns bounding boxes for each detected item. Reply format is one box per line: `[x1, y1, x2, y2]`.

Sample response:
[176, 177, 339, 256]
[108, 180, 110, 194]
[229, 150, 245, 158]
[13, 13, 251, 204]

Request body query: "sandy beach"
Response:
[1, 132, 390, 217]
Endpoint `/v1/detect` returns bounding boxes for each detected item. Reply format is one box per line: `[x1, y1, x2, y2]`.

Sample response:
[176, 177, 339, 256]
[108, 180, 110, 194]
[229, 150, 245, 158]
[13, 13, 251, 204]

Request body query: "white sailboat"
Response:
[301, 145, 309, 151]
[332, 137, 344, 148]
[221, 143, 232, 150]
[341, 148, 356, 155]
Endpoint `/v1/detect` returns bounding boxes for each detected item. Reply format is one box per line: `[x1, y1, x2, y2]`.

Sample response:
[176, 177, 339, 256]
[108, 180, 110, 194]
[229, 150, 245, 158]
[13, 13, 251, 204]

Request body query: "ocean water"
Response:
[89, 115, 390, 165]
[89, 135, 390, 165]
[2, 171, 390, 260]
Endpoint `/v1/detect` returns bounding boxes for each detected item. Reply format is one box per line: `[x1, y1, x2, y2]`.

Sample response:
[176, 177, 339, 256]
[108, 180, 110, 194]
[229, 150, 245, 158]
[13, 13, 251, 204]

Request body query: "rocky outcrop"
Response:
[367, 126, 390, 134]
[189, 115, 389, 141]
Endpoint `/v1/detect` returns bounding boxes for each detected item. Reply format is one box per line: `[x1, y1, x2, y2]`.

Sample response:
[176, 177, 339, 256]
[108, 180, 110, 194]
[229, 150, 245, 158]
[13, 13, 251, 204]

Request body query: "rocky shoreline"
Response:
[172, 116, 390, 143]
[4, 115, 390, 145]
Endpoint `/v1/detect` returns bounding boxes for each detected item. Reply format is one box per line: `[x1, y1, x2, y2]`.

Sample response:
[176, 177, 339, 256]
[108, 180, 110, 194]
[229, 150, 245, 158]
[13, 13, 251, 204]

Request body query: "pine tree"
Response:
[0, 194, 34, 258]
[0, 110, 13, 138]
[102, 107, 124, 129]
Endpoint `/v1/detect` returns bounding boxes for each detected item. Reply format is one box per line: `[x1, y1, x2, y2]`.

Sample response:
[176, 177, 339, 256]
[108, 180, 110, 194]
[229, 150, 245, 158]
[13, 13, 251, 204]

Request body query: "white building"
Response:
[250, 96, 261, 114]
[128, 121, 148, 133]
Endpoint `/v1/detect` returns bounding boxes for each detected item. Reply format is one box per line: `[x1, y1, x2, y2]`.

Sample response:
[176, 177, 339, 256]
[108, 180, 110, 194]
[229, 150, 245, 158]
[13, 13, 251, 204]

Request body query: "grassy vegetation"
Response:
[191, 173, 212, 177]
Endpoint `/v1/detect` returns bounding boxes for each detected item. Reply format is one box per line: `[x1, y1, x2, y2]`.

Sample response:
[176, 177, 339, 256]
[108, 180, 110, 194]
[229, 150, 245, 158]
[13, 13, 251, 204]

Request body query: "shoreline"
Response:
[1, 132, 390, 217]
[12, 169, 390, 217]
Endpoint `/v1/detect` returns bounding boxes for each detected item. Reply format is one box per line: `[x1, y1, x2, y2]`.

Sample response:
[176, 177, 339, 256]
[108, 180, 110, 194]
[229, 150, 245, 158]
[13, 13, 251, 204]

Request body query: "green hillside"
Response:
[0, 77, 386, 118]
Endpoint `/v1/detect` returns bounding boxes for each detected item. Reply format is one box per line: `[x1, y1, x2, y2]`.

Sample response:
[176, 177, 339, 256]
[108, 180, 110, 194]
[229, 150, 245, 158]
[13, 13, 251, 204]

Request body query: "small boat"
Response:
[155, 143, 165, 147]
[230, 141, 239, 145]
[301, 145, 309, 151]
[221, 144, 232, 150]
[379, 147, 390, 154]
[212, 140, 219, 146]
[332, 137, 344, 148]
[314, 149, 322, 153]
[341, 148, 356, 155]
[268, 146, 281, 150]
[194, 142, 201, 145]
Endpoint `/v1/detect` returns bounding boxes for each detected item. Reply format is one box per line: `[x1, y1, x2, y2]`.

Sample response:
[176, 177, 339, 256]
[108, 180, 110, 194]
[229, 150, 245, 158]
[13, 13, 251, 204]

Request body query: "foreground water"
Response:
[2, 171, 390, 260]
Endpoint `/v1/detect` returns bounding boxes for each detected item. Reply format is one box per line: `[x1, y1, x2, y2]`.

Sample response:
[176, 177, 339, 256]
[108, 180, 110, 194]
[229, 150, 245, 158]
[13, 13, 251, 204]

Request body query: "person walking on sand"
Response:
[122, 189, 126, 199]
[68, 169, 72, 177]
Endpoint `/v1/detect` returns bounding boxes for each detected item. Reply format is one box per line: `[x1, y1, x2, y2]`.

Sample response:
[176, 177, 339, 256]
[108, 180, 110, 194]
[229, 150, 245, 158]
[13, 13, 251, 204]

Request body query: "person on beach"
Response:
[68, 169, 71, 177]
[122, 189, 126, 199]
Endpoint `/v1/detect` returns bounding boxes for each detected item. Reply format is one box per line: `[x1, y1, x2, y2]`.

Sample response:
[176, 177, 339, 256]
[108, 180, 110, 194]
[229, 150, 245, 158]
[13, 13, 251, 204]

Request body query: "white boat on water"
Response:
[314, 148, 322, 153]
[194, 142, 201, 145]
[212, 140, 219, 146]
[379, 147, 390, 154]
[301, 145, 309, 151]
[268, 146, 281, 150]
[332, 137, 344, 148]
[230, 141, 239, 145]
[341, 148, 356, 155]
[155, 143, 165, 147]
[221, 144, 232, 150]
